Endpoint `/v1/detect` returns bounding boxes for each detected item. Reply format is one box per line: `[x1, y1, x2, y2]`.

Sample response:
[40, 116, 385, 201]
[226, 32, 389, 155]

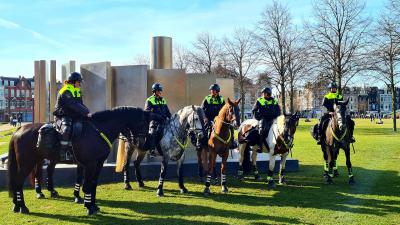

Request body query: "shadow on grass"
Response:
[188, 164, 400, 217]
[30, 199, 304, 225]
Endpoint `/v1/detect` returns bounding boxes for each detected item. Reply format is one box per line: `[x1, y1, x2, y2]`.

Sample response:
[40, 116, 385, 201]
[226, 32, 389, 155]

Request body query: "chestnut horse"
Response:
[203, 98, 241, 195]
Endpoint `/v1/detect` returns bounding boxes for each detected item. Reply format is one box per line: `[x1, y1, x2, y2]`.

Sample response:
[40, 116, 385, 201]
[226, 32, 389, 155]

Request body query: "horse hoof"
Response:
[203, 187, 211, 196]
[326, 178, 334, 184]
[138, 181, 145, 188]
[255, 175, 262, 181]
[157, 189, 164, 197]
[36, 193, 45, 199]
[278, 178, 287, 185]
[221, 186, 229, 193]
[20, 206, 30, 214]
[323, 172, 328, 178]
[349, 177, 355, 185]
[50, 190, 59, 198]
[124, 183, 133, 190]
[75, 197, 84, 204]
[267, 180, 276, 190]
[87, 205, 100, 216]
[334, 170, 339, 177]
[180, 187, 189, 194]
[12, 205, 20, 213]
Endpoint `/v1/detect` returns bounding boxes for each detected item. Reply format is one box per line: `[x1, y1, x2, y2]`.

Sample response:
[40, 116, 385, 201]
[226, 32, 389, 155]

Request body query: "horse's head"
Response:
[180, 105, 206, 143]
[334, 99, 348, 130]
[284, 112, 300, 147]
[222, 98, 241, 129]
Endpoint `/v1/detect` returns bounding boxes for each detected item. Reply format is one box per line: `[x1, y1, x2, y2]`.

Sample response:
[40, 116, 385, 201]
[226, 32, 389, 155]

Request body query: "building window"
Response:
[17, 90, 20, 97]
[4, 90, 8, 97]
[11, 90, 14, 97]
[21, 81, 24, 87]
[10, 81, 14, 86]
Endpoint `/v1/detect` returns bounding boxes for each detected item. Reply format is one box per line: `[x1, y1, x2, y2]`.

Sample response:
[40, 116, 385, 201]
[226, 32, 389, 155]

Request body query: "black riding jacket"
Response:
[145, 95, 172, 120]
[201, 95, 225, 121]
[53, 84, 89, 120]
[252, 97, 281, 121]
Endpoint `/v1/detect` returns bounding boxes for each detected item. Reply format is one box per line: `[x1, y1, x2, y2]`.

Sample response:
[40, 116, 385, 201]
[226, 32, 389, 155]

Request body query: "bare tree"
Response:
[190, 32, 221, 74]
[286, 31, 311, 113]
[305, 0, 370, 93]
[369, 2, 400, 131]
[133, 53, 150, 65]
[222, 28, 260, 120]
[256, 0, 291, 114]
[173, 44, 191, 70]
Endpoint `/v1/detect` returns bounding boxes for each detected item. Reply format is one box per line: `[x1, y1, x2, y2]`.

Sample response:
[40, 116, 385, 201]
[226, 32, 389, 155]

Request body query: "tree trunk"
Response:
[390, 61, 397, 132]
[240, 84, 245, 121]
[280, 81, 286, 114]
[290, 81, 294, 114]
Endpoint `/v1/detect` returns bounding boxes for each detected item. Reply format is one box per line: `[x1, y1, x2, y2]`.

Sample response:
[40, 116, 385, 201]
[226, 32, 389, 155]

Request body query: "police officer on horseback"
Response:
[53, 72, 90, 161]
[201, 83, 237, 149]
[317, 82, 355, 145]
[252, 87, 281, 147]
[145, 83, 171, 157]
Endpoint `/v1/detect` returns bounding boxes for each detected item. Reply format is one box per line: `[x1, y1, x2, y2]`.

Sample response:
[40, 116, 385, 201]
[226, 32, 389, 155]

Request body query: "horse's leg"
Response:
[11, 163, 34, 214]
[204, 150, 215, 195]
[91, 160, 105, 212]
[177, 153, 188, 194]
[334, 150, 339, 177]
[34, 160, 45, 199]
[221, 152, 228, 193]
[46, 160, 59, 198]
[197, 149, 204, 182]
[267, 149, 276, 190]
[344, 145, 355, 184]
[134, 151, 146, 188]
[156, 153, 169, 197]
[252, 146, 261, 180]
[279, 152, 289, 185]
[237, 143, 246, 180]
[73, 165, 84, 203]
[82, 162, 98, 215]
[123, 146, 134, 190]
[322, 145, 329, 177]
[326, 147, 334, 184]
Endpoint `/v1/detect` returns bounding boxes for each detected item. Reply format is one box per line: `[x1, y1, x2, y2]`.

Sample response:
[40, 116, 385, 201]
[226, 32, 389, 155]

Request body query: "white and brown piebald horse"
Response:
[237, 113, 299, 189]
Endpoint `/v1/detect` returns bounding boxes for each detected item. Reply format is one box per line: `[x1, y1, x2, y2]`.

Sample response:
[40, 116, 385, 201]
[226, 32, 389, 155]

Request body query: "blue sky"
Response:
[0, 0, 385, 78]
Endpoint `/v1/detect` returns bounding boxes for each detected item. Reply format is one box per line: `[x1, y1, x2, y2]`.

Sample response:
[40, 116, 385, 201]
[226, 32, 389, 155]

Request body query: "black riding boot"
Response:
[59, 117, 73, 162]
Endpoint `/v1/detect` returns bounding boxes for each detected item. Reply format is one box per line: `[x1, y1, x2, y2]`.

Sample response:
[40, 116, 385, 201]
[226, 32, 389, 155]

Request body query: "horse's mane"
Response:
[274, 115, 285, 135]
[91, 106, 143, 122]
[176, 105, 204, 124]
[217, 102, 230, 118]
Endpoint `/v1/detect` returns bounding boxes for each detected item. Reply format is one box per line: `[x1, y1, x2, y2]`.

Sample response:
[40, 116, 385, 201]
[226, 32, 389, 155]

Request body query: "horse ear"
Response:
[227, 97, 233, 105]
[235, 98, 242, 105]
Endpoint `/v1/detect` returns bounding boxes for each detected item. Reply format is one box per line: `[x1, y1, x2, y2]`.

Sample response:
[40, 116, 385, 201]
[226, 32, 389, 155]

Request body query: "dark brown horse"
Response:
[8, 107, 155, 215]
[321, 100, 355, 184]
[203, 98, 241, 195]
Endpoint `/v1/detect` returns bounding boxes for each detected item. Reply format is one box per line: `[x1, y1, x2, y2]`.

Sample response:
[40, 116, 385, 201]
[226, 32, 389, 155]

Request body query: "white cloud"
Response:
[0, 18, 20, 29]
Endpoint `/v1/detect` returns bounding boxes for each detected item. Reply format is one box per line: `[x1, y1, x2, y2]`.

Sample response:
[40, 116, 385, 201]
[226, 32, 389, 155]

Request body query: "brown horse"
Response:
[203, 98, 241, 195]
[322, 100, 355, 184]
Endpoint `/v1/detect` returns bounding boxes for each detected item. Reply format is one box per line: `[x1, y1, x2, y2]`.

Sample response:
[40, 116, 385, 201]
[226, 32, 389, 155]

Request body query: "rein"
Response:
[212, 116, 233, 145]
[329, 124, 348, 142]
[86, 121, 113, 150]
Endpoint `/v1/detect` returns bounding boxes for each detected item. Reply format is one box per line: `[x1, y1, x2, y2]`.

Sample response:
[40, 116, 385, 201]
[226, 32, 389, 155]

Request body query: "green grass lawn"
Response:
[0, 127, 17, 155]
[0, 119, 399, 225]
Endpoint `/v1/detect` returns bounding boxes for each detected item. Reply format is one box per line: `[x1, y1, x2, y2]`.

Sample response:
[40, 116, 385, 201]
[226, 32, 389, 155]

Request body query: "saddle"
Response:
[54, 120, 83, 139]
[36, 123, 60, 156]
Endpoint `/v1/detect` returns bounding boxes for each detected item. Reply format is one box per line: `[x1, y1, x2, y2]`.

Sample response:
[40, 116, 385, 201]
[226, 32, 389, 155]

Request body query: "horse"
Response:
[321, 99, 354, 184]
[115, 105, 206, 197]
[8, 106, 156, 215]
[237, 113, 300, 188]
[203, 98, 241, 195]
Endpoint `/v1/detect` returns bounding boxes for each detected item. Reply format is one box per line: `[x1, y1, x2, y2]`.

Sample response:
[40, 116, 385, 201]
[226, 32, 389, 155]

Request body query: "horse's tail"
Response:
[115, 139, 126, 172]
[7, 135, 18, 197]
